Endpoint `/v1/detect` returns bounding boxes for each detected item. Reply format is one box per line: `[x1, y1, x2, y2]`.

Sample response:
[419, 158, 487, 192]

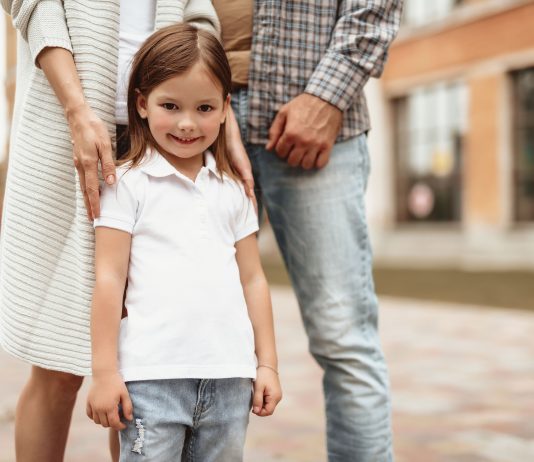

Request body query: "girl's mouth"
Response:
[169, 134, 200, 145]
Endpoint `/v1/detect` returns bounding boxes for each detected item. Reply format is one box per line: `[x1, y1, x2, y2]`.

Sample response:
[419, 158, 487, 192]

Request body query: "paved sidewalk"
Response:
[1, 287, 534, 461]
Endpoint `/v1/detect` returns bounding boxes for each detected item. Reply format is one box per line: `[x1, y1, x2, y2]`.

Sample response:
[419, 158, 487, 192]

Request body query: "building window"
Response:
[512, 67, 534, 222]
[403, 0, 462, 26]
[393, 82, 467, 223]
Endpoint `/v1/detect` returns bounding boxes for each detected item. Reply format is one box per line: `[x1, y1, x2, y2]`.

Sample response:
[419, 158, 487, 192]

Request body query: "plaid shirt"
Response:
[247, 0, 404, 144]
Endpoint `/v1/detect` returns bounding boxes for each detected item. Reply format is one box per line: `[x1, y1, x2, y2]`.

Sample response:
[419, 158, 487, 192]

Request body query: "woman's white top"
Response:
[93, 151, 258, 381]
[116, 0, 157, 124]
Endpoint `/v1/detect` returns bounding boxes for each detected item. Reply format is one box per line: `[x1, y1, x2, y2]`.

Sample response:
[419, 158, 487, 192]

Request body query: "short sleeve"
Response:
[234, 184, 259, 242]
[93, 170, 139, 234]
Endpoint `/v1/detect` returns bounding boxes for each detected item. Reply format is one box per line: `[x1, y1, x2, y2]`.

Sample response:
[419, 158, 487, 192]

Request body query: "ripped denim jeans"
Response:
[119, 378, 252, 461]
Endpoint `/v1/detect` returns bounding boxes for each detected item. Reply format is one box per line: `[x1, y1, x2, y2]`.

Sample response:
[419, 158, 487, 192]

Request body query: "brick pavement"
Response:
[1, 287, 534, 461]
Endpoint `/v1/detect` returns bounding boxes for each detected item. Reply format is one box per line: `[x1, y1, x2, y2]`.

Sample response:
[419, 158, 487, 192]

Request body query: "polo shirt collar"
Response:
[139, 149, 220, 178]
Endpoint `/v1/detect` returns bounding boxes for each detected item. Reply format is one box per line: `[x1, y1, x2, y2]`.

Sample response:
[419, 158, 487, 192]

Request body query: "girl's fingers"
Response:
[99, 412, 110, 428]
[108, 410, 126, 431]
[86, 403, 93, 420]
[121, 391, 134, 421]
[263, 395, 277, 415]
[252, 384, 265, 414]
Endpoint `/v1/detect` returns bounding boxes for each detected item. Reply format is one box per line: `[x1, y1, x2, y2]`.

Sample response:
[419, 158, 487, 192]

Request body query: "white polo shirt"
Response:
[93, 150, 259, 381]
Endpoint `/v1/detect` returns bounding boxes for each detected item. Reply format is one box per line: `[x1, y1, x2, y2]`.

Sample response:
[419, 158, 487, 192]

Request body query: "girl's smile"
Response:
[169, 134, 202, 145]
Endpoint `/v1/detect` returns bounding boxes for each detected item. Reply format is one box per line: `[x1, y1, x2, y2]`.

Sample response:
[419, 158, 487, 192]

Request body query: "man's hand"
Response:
[266, 93, 343, 170]
[86, 372, 133, 431]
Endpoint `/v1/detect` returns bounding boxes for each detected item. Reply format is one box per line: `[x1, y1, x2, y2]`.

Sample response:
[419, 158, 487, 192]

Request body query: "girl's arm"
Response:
[86, 227, 133, 431]
[235, 234, 282, 416]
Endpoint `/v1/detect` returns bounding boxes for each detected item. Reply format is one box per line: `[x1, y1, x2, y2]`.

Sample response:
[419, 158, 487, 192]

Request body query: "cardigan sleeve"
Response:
[183, 0, 221, 39]
[1, 0, 73, 66]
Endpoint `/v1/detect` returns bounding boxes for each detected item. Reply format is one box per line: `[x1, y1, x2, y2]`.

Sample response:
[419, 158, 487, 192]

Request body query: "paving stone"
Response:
[1, 288, 534, 461]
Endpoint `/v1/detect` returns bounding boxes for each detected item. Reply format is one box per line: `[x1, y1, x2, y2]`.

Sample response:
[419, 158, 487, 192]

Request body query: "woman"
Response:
[0, 1, 253, 460]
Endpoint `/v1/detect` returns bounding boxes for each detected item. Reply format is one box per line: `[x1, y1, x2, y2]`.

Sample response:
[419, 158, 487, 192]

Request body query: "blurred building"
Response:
[3, 4, 534, 269]
[366, 0, 534, 269]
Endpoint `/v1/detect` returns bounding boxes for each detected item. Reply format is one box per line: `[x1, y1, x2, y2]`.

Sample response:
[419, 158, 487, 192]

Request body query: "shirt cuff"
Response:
[93, 216, 134, 234]
[235, 223, 259, 242]
[27, 0, 73, 67]
[305, 52, 368, 112]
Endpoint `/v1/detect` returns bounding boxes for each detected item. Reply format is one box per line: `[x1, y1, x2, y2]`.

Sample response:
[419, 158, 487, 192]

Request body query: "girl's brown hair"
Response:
[119, 23, 236, 178]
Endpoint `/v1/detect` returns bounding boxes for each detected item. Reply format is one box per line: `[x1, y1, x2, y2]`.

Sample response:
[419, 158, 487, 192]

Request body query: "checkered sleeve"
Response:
[305, 0, 404, 111]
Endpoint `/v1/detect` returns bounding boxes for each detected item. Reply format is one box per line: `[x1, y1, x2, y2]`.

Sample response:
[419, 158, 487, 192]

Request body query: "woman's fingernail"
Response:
[106, 175, 115, 185]
[253, 406, 260, 413]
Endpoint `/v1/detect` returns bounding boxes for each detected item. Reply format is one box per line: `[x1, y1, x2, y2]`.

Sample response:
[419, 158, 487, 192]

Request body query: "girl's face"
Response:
[136, 62, 229, 160]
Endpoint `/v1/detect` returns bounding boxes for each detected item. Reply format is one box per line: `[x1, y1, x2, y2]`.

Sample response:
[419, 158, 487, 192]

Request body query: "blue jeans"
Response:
[232, 90, 393, 461]
[119, 378, 252, 461]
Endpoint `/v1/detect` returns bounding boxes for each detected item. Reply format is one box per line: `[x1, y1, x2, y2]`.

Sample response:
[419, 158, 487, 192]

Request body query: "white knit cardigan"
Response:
[0, 0, 220, 375]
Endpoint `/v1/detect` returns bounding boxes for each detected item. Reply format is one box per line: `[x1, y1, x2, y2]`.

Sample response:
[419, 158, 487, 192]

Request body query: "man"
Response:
[214, 1, 404, 460]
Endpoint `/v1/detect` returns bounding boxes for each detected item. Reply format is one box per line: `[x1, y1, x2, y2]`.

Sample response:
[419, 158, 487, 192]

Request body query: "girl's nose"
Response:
[177, 114, 196, 132]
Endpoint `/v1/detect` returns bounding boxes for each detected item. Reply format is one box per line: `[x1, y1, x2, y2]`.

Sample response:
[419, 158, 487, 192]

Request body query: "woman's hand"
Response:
[252, 366, 282, 416]
[36, 46, 117, 221]
[67, 104, 116, 221]
[86, 371, 133, 431]
[225, 105, 257, 209]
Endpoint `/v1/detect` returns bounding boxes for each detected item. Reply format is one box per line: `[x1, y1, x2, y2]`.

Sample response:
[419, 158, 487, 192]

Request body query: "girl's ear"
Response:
[220, 94, 231, 124]
[136, 89, 148, 119]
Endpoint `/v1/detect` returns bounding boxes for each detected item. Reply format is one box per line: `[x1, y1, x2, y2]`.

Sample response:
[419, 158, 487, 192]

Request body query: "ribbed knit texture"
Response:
[0, 0, 219, 376]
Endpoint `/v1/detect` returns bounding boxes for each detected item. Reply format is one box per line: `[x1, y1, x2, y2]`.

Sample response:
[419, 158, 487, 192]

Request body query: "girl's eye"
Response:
[198, 105, 213, 113]
[162, 103, 178, 110]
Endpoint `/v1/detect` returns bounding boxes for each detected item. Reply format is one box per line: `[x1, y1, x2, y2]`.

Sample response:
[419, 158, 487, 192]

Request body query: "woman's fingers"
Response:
[98, 135, 116, 186]
[74, 156, 93, 221]
[69, 105, 114, 220]
[84, 165, 100, 219]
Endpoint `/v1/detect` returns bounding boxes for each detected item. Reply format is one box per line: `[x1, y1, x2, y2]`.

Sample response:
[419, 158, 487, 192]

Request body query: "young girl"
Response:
[86, 24, 282, 461]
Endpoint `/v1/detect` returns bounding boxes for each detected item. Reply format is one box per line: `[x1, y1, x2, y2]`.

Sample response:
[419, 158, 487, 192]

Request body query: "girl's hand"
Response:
[86, 372, 133, 431]
[67, 104, 116, 221]
[252, 366, 282, 417]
